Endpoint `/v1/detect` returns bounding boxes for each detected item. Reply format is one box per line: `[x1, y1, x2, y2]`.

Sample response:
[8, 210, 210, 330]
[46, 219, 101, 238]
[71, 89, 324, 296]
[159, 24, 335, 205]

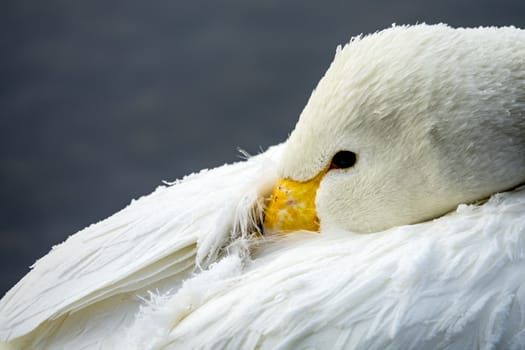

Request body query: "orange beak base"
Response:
[263, 174, 322, 234]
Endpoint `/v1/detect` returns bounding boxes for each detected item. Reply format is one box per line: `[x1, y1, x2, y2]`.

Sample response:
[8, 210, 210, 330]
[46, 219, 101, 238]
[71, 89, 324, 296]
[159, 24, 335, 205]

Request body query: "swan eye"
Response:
[330, 151, 357, 169]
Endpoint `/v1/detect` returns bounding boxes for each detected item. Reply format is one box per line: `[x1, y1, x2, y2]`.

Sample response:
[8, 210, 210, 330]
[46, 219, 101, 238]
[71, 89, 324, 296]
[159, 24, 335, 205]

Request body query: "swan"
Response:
[1, 23, 524, 350]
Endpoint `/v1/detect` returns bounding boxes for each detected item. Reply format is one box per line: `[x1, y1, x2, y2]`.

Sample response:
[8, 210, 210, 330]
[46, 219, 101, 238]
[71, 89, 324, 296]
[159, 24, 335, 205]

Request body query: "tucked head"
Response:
[264, 24, 525, 234]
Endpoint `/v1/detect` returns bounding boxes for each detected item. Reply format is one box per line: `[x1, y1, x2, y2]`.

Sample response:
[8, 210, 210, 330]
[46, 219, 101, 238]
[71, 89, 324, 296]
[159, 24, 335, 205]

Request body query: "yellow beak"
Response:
[263, 173, 322, 234]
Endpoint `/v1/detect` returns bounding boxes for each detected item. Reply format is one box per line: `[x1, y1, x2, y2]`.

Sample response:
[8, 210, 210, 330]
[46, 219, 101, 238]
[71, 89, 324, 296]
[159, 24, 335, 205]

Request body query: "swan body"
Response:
[1, 24, 525, 350]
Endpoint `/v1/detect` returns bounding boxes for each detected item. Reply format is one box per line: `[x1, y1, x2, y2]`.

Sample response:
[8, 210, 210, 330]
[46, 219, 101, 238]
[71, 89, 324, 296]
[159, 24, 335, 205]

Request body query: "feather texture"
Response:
[0, 146, 282, 348]
[1, 148, 524, 349]
[120, 187, 525, 350]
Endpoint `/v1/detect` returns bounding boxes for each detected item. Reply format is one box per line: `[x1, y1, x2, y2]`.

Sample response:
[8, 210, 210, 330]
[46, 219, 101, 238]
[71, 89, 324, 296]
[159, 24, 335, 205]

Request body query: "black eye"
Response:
[330, 151, 357, 169]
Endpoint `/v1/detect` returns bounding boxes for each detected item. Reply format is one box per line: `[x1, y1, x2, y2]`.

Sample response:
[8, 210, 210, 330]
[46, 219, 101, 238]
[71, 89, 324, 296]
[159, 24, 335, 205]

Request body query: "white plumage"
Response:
[0, 146, 280, 349]
[1, 24, 525, 349]
[131, 188, 525, 350]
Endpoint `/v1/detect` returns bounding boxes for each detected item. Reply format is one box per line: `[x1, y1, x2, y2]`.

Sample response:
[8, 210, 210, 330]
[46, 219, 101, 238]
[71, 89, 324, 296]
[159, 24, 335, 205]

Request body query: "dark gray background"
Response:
[2, 0, 524, 295]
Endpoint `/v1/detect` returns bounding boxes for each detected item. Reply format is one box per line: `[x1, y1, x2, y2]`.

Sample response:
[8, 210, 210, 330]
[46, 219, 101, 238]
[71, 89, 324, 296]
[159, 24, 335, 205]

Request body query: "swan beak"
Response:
[263, 175, 321, 234]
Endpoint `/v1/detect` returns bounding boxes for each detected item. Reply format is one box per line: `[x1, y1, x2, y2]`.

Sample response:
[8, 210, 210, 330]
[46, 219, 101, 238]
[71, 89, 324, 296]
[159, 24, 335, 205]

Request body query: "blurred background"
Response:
[1, 0, 525, 295]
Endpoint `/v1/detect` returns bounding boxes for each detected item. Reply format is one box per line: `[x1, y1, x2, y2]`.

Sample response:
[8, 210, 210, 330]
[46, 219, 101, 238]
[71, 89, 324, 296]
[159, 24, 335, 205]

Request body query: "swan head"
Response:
[264, 24, 525, 234]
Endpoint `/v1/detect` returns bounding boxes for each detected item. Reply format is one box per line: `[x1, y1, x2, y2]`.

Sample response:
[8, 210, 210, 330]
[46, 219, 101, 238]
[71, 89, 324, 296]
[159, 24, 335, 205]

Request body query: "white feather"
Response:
[118, 187, 525, 350]
[0, 146, 282, 349]
[3, 153, 523, 349]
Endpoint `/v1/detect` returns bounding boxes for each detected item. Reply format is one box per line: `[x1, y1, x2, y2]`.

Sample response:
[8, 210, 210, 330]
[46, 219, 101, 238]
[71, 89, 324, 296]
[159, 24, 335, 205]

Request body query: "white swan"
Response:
[1, 24, 524, 350]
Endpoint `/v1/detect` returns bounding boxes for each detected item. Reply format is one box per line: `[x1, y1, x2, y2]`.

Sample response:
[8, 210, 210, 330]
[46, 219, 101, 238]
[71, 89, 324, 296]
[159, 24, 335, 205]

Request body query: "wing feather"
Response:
[0, 145, 282, 342]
